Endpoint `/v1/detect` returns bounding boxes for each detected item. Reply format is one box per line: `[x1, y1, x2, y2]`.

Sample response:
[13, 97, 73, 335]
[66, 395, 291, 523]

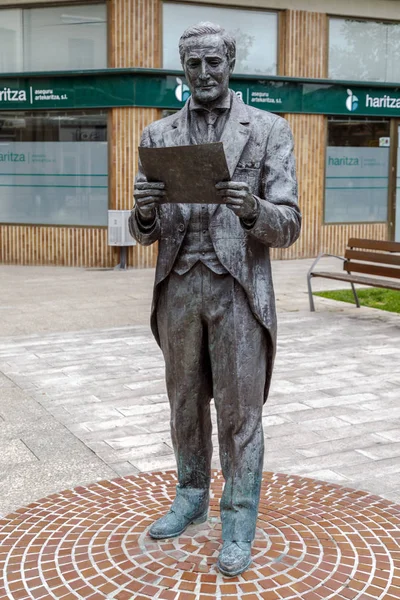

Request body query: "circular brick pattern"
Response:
[1, 471, 400, 600]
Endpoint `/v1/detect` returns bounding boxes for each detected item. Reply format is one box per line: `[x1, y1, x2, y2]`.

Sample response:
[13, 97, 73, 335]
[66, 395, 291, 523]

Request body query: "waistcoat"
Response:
[172, 106, 228, 276]
[172, 204, 227, 275]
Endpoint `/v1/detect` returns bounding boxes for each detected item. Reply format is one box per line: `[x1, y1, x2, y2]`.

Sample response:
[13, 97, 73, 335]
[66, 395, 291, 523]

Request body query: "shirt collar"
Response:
[189, 89, 232, 112]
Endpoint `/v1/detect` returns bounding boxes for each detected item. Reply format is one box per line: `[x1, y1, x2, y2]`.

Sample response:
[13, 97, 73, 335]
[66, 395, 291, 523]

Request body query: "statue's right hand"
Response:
[134, 182, 166, 221]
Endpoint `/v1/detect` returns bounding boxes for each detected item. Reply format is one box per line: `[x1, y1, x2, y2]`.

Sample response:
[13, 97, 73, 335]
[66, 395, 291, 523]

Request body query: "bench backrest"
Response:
[344, 238, 400, 280]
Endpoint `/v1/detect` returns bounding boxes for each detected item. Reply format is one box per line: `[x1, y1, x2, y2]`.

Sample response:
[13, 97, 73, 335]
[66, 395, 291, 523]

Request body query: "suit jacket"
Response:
[129, 91, 301, 401]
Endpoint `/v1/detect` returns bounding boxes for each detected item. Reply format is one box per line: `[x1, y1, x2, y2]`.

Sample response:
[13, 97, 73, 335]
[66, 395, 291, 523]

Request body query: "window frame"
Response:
[323, 115, 392, 226]
[327, 14, 400, 84]
[161, 0, 281, 77]
[0, 1, 108, 74]
[0, 108, 109, 228]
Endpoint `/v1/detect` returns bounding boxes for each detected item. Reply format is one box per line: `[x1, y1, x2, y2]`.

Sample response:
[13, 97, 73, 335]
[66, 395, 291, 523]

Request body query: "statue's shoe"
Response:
[148, 509, 208, 539]
[217, 541, 252, 577]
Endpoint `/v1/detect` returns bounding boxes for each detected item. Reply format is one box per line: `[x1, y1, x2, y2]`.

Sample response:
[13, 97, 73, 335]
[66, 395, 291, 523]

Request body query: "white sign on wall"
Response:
[0, 142, 108, 226]
[325, 146, 389, 223]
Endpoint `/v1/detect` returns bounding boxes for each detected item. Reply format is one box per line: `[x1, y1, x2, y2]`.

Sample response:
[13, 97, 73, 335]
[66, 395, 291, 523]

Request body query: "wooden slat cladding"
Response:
[271, 113, 326, 261]
[0, 226, 117, 267]
[109, 0, 162, 267]
[282, 10, 327, 79]
[320, 223, 388, 257]
[272, 10, 327, 260]
[109, 0, 161, 69]
[111, 107, 160, 213]
[110, 106, 160, 269]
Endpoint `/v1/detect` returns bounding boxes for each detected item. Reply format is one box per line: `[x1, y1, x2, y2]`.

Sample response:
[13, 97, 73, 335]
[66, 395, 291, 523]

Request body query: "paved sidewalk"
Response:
[0, 259, 399, 515]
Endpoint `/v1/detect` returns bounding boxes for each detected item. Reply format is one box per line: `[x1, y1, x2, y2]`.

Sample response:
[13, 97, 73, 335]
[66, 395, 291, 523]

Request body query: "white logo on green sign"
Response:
[346, 89, 358, 112]
[174, 77, 190, 102]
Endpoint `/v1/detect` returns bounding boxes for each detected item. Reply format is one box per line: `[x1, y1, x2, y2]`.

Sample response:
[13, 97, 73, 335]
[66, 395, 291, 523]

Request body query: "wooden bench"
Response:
[307, 238, 400, 312]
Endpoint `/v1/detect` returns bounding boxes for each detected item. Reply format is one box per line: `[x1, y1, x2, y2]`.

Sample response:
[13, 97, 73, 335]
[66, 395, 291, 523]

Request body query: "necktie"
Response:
[204, 111, 218, 143]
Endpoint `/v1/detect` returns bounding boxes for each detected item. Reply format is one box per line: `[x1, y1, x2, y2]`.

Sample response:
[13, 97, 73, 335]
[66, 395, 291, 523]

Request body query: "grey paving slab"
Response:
[0, 457, 116, 516]
[0, 376, 116, 515]
[0, 438, 37, 467]
[376, 428, 400, 442]
[0, 266, 155, 336]
[0, 312, 399, 509]
[0, 258, 399, 514]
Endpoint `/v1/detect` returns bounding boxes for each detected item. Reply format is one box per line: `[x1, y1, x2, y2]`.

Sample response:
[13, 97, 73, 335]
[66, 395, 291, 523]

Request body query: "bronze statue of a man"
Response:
[129, 22, 301, 577]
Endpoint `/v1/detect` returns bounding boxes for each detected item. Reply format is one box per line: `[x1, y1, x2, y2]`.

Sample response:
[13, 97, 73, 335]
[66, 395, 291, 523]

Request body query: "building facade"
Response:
[0, 0, 399, 267]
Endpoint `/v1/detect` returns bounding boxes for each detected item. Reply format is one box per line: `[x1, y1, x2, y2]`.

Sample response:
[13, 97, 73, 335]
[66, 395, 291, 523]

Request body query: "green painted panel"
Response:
[303, 84, 400, 116]
[0, 70, 400, 116]
[230, 80, 302, 112]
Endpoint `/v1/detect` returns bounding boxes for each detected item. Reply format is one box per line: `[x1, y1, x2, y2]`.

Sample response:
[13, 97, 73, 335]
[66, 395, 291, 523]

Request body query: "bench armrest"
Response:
[308, 253, 346, 277]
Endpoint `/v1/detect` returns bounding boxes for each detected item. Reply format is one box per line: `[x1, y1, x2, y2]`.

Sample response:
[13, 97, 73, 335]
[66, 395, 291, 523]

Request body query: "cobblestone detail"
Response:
[1, 471, 400, 599]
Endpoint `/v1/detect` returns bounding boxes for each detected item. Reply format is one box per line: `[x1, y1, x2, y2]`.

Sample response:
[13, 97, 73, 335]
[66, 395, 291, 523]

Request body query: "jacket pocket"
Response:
[233, 167, 260, 195]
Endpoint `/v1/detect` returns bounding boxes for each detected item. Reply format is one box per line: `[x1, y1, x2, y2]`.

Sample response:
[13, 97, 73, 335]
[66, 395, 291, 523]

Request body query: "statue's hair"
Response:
[178, 22, 236, 64]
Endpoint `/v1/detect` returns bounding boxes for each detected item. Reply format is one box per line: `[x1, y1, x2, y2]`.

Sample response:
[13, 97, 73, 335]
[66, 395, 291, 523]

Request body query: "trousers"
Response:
[156, 262, 268, 541]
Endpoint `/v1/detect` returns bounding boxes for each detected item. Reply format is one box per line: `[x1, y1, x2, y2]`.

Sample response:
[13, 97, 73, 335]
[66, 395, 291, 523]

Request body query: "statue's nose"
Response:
[199, 62, 209, 78]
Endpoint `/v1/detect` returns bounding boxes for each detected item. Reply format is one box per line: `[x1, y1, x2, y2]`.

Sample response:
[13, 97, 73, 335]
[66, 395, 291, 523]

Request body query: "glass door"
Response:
[325, 118, 391, 224]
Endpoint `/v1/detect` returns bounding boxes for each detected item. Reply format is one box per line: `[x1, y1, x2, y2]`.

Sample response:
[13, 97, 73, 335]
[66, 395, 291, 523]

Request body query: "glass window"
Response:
[0, 111, 108, 226]
[163, 2, 278, 75]
[325, 118, 390, 224]
[329, 18, 400, 82]
[0, 4, 106, 73]
[0, 10, 23, 72]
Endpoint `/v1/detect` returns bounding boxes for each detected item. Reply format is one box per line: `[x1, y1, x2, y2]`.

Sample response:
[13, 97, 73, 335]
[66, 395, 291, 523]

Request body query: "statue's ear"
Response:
[229, 57, 236, 74]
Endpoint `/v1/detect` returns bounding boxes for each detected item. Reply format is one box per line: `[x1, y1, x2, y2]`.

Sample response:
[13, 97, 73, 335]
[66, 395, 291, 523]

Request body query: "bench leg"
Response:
[350, 283, 360, 308]
[307, 274, 316, 312]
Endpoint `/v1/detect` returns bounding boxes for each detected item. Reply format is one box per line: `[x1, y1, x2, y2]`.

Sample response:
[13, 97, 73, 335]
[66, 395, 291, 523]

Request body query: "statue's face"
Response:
[182, 34, 234, 105]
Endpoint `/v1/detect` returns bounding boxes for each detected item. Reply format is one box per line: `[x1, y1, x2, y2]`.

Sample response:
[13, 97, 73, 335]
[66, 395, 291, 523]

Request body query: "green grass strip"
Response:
[314, 288, 400, 314]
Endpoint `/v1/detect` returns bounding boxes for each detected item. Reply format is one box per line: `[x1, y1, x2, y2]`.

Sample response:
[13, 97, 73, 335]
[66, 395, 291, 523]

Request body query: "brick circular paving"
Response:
[1, 471, 400, 600]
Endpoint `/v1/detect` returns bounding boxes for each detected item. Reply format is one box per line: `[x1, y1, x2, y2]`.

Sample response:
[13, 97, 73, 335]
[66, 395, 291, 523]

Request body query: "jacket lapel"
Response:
[163, 103, 191, 148]
[211, 92, 251, 219]
[162, 92, 250, 224]
[220, 92, 251, 178]
[163, 91, 251, 174]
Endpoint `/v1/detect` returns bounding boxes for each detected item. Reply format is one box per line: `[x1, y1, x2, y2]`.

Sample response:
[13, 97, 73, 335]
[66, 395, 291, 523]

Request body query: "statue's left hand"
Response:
[216, 182, 259, 221]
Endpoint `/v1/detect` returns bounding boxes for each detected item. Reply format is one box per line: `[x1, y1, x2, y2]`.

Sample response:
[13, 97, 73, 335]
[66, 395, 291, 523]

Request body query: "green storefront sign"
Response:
[0, 69, 400, 117]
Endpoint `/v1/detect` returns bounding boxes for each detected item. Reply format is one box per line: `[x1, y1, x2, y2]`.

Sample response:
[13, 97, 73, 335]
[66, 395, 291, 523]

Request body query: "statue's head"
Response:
[179, 22, 236, 106]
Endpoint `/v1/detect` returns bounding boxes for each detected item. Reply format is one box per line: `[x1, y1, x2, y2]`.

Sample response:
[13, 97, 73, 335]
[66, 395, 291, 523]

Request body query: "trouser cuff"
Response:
[221, 511, 257, 542]
[172, 485, 209, 519]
